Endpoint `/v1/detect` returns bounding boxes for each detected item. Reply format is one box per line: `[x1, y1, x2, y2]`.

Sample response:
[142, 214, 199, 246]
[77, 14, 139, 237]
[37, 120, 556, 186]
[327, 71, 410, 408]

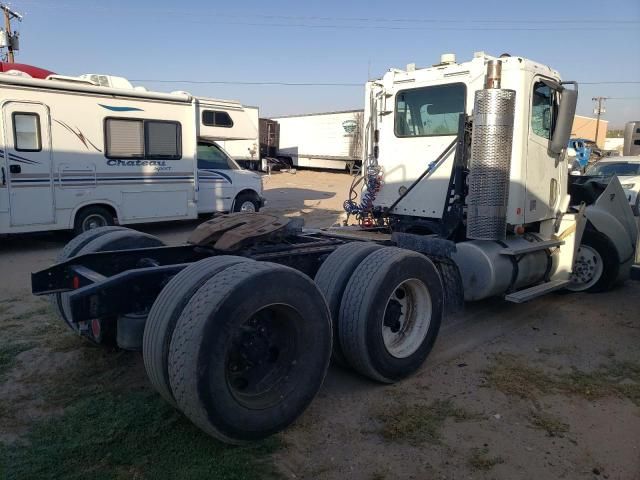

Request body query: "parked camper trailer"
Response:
[272, 110, 364, 171]
[0, 72, 263, 235]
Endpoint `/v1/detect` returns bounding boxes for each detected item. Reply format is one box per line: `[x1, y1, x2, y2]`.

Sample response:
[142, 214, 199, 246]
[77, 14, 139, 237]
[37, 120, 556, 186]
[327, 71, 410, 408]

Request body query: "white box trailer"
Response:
[272, 110, 364, 171]
[0, 73, 262, 235]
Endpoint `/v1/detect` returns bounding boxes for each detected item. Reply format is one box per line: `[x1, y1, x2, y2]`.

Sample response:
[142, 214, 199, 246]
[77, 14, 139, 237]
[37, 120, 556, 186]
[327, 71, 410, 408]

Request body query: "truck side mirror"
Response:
[549, 86, 578, 156]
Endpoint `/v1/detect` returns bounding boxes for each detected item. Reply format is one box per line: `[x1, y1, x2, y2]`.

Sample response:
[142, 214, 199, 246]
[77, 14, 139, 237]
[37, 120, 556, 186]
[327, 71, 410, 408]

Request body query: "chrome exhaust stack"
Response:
[466, 59, 516, 241]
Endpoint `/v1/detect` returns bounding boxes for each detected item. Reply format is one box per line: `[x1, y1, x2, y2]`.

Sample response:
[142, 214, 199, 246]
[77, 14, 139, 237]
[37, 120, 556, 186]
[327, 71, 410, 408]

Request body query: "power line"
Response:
[580, 81, 640, 85]
[16, 2, 640, 24]
[130, 79, 362, 86]
[131, 78, 640, 89]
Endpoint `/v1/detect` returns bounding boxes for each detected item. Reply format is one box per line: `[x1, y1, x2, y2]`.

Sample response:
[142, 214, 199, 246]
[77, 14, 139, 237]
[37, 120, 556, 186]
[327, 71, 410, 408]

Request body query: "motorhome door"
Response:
[2, 102, 54, 226]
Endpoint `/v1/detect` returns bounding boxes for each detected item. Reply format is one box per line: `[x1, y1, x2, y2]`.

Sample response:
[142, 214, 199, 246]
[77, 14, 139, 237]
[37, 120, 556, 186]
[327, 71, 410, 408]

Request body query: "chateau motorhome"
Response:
[0, 70, 263, 235]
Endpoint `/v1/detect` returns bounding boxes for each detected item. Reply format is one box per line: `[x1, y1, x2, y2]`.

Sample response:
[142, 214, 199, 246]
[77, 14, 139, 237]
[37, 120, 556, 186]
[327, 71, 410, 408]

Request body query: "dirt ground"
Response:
[1, 169, 639, 479]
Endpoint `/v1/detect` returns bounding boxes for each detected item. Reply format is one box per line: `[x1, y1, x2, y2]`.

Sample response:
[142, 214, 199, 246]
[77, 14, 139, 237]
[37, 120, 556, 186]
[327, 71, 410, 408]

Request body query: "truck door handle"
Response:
[9, 164, 21, 174]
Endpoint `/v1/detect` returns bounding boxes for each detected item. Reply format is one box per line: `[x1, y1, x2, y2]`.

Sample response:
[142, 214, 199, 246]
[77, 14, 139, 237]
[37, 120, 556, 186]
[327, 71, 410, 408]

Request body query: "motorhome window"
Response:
[395, 83, 465, 137]
[13, 113, 41, 151]
[197, 143, 239, 170]
[531, 81, 557, 140]
[145, 121, 181, 159]
[202, 110, 234, 128]
[105, 119, 144, 158]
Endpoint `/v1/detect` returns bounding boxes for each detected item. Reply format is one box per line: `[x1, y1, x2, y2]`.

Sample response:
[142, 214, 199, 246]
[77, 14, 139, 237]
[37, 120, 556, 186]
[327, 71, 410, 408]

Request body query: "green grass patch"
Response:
[485, 354, 640, 405]
[374, 399, 478, 445]
[467, 448, 504, 471]
[484, 353, 556, 400]
[528, 410, 569, 437]
[5, 305, 52, 322]
[0, 391, 280, 480]
[0, 342, 35, 380]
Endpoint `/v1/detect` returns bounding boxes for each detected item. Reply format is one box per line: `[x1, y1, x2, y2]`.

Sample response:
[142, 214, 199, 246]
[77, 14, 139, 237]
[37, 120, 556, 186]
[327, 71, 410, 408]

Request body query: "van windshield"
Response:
[197, 143, 240, 170]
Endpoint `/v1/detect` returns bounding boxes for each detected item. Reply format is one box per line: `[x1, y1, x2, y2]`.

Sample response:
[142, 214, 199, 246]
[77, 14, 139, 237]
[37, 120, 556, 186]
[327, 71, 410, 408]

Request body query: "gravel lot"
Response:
[1, 169, 639, 479]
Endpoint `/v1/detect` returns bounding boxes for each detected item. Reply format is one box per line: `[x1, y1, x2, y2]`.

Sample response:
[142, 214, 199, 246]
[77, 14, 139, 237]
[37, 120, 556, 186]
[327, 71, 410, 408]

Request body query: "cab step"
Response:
[499, 239, 564, 256]
[504, 279, 569, 303]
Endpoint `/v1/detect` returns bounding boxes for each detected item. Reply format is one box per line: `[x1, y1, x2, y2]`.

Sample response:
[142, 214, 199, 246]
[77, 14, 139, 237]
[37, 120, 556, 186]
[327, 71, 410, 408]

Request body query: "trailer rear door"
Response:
[2, 102, 54, 226]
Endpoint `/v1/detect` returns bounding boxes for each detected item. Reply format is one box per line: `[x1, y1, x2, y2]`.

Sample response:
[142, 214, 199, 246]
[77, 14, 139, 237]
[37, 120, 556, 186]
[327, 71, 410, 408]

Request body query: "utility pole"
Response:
[592, 96, 607, 147]
[1, 4, 22, 63]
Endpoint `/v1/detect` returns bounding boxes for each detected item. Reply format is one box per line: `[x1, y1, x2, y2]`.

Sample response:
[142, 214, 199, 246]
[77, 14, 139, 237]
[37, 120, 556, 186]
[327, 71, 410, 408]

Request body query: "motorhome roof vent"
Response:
[439, 53, 456, 65]
[79, 74, 134, 90]
[46, 74, 98, 85]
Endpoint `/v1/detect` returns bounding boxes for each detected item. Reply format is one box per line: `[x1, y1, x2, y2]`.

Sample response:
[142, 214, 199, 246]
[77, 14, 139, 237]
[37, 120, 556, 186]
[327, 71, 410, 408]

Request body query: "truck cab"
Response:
[365, 52, 569, 233]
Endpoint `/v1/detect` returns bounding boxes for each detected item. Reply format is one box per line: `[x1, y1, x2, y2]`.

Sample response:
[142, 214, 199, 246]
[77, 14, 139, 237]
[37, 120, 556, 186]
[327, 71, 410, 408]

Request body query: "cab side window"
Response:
[531, 82, 556, 140]
[197, 143, 235, 170]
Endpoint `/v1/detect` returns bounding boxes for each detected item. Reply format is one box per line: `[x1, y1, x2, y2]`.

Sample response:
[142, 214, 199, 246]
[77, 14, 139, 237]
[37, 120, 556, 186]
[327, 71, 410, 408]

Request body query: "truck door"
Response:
[196, 141, 234, 213]
[525, 79, 561, 223]
[2, 102, 54, 226]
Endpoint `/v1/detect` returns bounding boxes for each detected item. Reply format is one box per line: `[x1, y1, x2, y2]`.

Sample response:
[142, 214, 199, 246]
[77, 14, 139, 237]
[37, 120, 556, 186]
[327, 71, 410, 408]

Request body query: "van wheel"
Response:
[74, 206, 115, 236]
[339, 247, 443, 383]
[168, 261, 332, 444]
[566, 230, 619, 293]
[233, 193, 260, 213]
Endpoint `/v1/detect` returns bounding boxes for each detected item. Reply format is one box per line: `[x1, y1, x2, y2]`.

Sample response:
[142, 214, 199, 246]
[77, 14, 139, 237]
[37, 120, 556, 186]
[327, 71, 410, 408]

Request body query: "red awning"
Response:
[0, 62, 55, 79]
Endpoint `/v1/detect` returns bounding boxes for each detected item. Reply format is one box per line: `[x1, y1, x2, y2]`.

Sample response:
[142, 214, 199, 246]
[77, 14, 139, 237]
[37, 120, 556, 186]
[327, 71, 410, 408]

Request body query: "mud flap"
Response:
[391, 232, 463, 315]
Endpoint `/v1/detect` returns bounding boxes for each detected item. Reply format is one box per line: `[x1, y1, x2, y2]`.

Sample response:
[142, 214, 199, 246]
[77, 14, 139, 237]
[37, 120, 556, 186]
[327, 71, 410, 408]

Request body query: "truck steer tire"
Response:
[314, 241, 382, 366]
[59, 229, 165, 343]
[168, 261, 332, 444]
[567, 230, 620, 293]
[143, 255, 254, 406]
[50, 226, 128, 327]
[339, 247, 443, 383]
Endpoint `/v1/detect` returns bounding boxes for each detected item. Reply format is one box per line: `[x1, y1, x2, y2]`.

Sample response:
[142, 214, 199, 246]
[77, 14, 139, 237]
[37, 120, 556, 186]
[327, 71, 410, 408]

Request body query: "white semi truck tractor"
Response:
[32, 53, 637, 444]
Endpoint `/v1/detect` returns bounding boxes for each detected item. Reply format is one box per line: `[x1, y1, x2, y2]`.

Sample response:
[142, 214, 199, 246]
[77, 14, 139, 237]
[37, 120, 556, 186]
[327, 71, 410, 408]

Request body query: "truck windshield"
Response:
[395, 83, 465, 137]
[586, 162, 640, 177]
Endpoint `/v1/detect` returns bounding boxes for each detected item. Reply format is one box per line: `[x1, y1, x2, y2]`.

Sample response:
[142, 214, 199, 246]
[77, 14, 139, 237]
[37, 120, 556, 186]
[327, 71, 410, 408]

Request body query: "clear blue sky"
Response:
[10, 0, 640, 127]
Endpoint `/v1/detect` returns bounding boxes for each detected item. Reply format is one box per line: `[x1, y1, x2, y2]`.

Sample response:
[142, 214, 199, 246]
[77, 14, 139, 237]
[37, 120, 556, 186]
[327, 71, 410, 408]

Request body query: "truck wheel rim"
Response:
[225, 303, 299, 409]
[82, 214, 107, 231]
[240, 201, 256, 212]
[568, 245, 603, 291]
[382, 278, 432, 359]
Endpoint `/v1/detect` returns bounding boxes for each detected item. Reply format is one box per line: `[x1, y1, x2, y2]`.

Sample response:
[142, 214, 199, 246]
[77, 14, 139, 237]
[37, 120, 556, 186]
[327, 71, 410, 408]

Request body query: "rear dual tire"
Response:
[51, 227, 165, 343]
[145, 260, 332, 444]
[143, 255, 254, 406]
[316, 244, 444, 383]
[338, 247, 444, 383]
[314, 242, 382, 366]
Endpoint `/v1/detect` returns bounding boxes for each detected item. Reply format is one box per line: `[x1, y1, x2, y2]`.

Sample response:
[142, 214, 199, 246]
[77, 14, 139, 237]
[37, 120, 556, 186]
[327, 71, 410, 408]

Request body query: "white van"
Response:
[196, 140, 263, 214]
[0, 71, 263, 235]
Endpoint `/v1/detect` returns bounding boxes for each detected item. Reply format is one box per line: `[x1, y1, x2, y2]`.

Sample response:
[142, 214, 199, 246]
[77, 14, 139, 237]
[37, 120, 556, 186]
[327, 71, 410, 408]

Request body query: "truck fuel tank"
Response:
[452, 237, 549, 301]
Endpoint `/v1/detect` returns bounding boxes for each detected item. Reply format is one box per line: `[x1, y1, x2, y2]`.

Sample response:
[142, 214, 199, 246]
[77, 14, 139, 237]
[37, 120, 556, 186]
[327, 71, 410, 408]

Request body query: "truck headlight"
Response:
[621, 183, 635, 189]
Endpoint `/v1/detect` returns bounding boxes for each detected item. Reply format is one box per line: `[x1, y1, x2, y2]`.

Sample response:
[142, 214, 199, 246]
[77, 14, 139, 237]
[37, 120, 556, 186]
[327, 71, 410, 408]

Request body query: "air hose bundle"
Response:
[343, 163, 383, 222]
